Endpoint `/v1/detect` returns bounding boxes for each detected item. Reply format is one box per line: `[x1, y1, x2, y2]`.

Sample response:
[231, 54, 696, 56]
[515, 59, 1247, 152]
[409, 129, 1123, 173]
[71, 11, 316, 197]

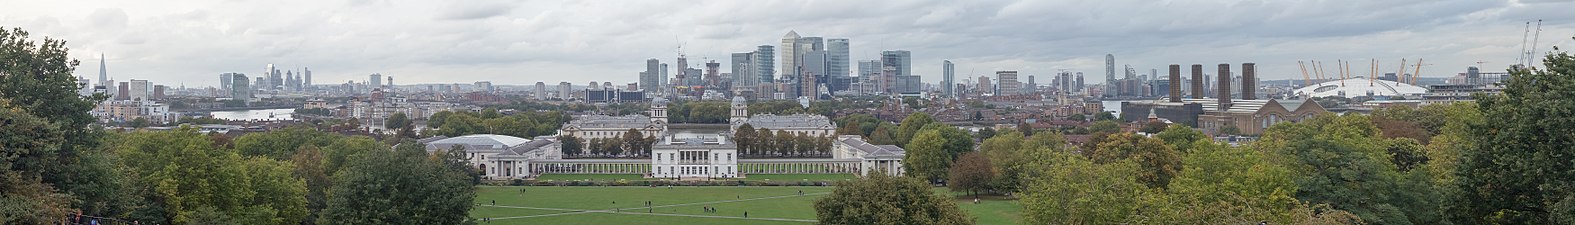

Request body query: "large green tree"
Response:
[814, 172, 973, 225]
[895, 112, 937, 147]
[1, 27, 128, 218]
[1089, 132, 1182, 188]
[321, 141, 475, 225]
[112, 127, 308, 225]
[1258, 114, 1433, 224]
[903, 129, 952, 183]
[947, 152, 994, 197]
[1457, 44, 1575, 224]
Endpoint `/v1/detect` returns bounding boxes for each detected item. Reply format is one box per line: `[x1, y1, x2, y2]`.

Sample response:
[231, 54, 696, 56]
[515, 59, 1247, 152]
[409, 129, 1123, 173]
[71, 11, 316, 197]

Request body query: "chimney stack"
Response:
[1217, 64, 1232, 111]
[1242, 63, 1256, 100]
[1191, 64, 1204, 98]
[1169, 64, 1182, 102]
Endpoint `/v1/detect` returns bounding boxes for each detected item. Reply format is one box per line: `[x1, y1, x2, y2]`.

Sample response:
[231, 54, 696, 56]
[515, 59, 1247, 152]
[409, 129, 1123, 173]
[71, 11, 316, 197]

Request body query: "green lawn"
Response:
[470, 186, 1021, 225]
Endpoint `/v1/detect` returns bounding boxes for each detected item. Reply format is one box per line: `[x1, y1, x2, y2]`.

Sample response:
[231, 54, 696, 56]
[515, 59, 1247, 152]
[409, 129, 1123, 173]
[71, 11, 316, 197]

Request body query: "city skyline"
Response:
[4, 0, 1574, 87]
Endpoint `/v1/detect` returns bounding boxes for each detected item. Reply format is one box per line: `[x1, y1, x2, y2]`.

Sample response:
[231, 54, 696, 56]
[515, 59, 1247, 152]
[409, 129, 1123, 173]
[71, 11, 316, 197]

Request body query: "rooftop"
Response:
[748, 114, 833, 129]
[425, 134, 531, 149]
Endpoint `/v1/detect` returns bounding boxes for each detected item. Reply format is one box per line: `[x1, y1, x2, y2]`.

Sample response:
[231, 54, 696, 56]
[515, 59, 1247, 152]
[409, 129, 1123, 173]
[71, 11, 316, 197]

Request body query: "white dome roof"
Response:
[1293, 78, 1427, 98]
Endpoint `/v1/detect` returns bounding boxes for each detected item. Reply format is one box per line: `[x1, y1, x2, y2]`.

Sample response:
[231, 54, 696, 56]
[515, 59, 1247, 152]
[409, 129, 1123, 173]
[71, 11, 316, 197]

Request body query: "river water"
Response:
[210, 108, 295, 121]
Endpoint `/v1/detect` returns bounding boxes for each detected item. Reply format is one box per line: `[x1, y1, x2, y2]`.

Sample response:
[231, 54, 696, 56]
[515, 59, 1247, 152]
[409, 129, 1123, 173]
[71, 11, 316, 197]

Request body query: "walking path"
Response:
[482, 192, 830, 223]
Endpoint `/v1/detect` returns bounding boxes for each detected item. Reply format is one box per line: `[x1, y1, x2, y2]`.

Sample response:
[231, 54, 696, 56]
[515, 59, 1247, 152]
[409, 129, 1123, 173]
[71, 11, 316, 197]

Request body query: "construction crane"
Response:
[1411, 59, 1431, 85]
[1529, 20, 1544, 68]
[1298, 61, 1311, 87]
[1396, 58, 1408, 84]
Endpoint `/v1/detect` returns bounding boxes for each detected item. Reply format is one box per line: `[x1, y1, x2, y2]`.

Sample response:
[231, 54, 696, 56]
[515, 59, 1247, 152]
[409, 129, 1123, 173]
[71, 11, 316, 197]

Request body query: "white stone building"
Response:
[558, 98, 667, 140]
[650, 136, 738, 179]
[421, 134, 561, 180]
[728, 96, 835, 137]
[831, 135, 906, 176]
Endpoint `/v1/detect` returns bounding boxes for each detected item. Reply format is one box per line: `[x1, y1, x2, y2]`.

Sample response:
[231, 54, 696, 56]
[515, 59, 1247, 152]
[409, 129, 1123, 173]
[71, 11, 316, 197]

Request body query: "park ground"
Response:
[470, 184, 1021, 224]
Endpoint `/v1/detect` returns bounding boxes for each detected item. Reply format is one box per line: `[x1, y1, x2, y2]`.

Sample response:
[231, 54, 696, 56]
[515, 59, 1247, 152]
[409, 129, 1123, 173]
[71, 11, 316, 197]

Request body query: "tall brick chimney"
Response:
[1242, 63, 1256, 100]
[1169, 64, 1181, 102]
[1217, 64, 1231, 111]
[1191, 64, 1204, 98]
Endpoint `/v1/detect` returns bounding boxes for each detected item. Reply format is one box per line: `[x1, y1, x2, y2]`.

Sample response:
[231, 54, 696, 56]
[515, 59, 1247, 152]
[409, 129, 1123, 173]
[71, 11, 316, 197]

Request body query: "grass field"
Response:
[470, 186, 1022, 225]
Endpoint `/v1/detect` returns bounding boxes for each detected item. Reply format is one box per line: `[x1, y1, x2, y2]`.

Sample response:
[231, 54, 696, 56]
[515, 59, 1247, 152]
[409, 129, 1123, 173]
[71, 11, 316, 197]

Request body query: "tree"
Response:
[1068, 114, 1086, 121]
[291, 145, 331, 224]
[755, 128, 774, 156]
[1456, 44, 1575, 225]
[948, 152, 995, 197]
[975, 127, 996, 140]
[1016, 122, 1034, 136]
[622, 128, 645, 157]
[129, 117, 151, 128]
[559, 134, 583, 157]
[385, 112, 410, 130]
[234, 126, 335, 160]
[1155, 124, 1207, 153]
[734, 124, 755, 155]
[869, 124, 896, 145]
[1, 27, 127, 218]
[903, 129, 951, 183]
[111, 127, 308, 225]
[1089, 132, 1182, 188]
[321, 141, 474, 225]
[1094, 111, 1116, 121]
[1138, 121, 1167, 133]
[1258, 114, 1426, 224]
[1088, 120, 1121, 134]
[814, 172, 973, 225]
[1168, 141, 1364, 224]
[896, 112, 938, 147]
[1022, 152, 1163, 224]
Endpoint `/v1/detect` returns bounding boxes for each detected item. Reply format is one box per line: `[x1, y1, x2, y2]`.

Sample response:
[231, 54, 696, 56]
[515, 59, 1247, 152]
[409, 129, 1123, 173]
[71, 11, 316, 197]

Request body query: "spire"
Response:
[98, 53, 108, 87]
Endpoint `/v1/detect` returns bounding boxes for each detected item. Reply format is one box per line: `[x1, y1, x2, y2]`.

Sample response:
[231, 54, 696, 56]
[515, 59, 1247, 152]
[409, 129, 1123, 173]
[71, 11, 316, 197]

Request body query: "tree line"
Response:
[558, 128, 655, 158]
[731, 124, 834, 158]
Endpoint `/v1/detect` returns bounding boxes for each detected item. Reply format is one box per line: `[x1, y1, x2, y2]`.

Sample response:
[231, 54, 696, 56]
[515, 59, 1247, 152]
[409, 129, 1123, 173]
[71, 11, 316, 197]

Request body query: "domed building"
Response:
[420, 134, 560, 180]
[1293, 78, 1427, 98]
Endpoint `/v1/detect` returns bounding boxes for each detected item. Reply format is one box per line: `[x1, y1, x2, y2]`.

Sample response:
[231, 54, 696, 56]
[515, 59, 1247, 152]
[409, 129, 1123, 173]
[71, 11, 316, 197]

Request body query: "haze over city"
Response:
[4, 0, 1573, 86]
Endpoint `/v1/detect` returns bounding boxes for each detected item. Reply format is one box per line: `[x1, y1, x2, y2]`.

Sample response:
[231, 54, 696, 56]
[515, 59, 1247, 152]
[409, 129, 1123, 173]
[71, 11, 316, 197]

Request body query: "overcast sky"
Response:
[3, 0, 1573, 87]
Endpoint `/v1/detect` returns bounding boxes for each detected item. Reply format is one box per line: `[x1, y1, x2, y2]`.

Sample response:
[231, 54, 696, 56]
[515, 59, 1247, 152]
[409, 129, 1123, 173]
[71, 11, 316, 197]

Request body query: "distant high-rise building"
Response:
[1076, 72, 1085, 92]
[129, 79, 150, 101]
[977, 76, 993, 95]
[153, 85, 166, 100]
[303, 67, 312, 89]
[827, 38, 850, 79]
[219, 73, 233, 93]
[98, 53, 109, 87]
[880, 50, 912, 77]
[942, 60, 955, 98]
[660, 63, 670, 90]
[369, 73, 383, 88]
[755, 45, 774, 84]
[780, 31, 802, 81]
[387, 76, 393, 87]
[858, 60, 880, 78]
[475, 81, 493, 92]
[641, 58, 660, 93]
[731, 52, 755, 93]
[230, 73, 250, 101]
[705, 60, 722, 87]
[997, 71, 1020, 95]
[558, 82, 573, 100]
[116, 82, 130, 100]
[535, 82, 548, 100]
[1105, 54, 1116, 86]
[676, 55, 691, 86]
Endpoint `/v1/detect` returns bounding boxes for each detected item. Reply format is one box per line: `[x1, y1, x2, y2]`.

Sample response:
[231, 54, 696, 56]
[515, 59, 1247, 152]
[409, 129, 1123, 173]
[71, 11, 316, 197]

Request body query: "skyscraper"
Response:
[1105, 54, 1115, 97]
[535, 82, 548, 100]
[731, 52, 755, 93]
[219, 73, 233, 93]
[303, 67, 312, 89]
[230, 73, 250, 101]
[641, 58, 660, 93]
[755, 45, 774, 84]
[129, 79, 150, 101]
[827, 38, 850, 79]
[942, 60, 955, 98]
[369, 73, 383, 88]
[98, 53, 108, 87]
[858, 60, 880, 78]
[880, 50, 912, 77]
[780, 31, 802, 81]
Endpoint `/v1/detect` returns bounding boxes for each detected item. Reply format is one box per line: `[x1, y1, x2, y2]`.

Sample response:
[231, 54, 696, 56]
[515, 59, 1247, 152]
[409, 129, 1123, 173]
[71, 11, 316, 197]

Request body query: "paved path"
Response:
[481, 192, 830, 223]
